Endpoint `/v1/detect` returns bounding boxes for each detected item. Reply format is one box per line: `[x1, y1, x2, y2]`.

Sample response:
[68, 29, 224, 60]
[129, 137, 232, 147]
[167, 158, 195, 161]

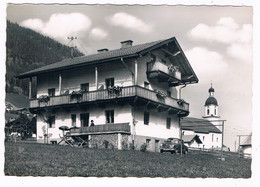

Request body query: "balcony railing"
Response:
[70, 123, 131, 135]
[30, 85, 189, 112]
[147, 61, 181, 81]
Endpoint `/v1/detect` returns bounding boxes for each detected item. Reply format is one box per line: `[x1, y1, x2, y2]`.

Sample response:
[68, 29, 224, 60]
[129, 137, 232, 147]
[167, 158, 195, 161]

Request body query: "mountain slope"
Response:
[6, 21, 84, 96]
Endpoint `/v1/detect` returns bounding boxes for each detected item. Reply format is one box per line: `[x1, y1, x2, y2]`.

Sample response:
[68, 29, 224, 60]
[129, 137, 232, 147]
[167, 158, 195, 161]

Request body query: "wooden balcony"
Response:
[70, 123, 131, 135]
[30, 85, 189, 114]
[147, 61, 181, 85]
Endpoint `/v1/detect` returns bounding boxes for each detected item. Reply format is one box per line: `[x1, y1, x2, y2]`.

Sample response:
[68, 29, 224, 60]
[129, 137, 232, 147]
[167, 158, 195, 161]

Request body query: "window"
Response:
[216, 138, 218, 142]
[49, 116, 55, 128]
[203, 136, 205, 141]
[144, 81, 150, 89]
[105, 78, 114, 89]
[182, 131, 185, 135]
[167, 91, 171, 97]
[207, 108, 210, 115]
[214, 108, 217, 115]
[146, 139, 151, 144]
[105, 110, 114, 123]
[166, 117, 171, 129]
[144, 111, 149, 125]
[80, 83, 89, 92]
[212, 134, 214, 142]
[71, 114, 76, 127]
[48, 88, 55, 97]
[80, 113, 89, 127]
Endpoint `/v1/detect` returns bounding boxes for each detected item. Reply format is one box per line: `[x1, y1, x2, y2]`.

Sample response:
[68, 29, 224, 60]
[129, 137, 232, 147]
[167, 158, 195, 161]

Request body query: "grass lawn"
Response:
[4, 142, 251, 178]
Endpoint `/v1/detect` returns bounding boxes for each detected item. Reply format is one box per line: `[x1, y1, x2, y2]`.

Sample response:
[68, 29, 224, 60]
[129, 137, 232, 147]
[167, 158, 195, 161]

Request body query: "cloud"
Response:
[189, 18, 252, 44]
[188, 17, 252, 62]
[107, 12, 153, 33]
[185, 47, 228, 82]
[89, 28, 108, 40]
[21, 18, 44, 32]
[21, 13, 92, 44]
[227, 43, 252, 62]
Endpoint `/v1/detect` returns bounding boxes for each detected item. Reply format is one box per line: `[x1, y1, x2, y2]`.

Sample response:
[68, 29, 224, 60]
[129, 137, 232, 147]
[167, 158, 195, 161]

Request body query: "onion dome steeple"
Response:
[204, 82, 219, 118]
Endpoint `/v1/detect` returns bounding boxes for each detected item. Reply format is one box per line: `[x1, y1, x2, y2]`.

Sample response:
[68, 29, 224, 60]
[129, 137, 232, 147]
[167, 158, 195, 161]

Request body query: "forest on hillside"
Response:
[6, 21, 84, 96]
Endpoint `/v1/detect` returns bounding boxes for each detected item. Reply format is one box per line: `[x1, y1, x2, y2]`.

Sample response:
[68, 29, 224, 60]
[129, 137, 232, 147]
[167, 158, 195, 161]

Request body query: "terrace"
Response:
[30, 85, 189, 115]
[70, 123, 131, 136]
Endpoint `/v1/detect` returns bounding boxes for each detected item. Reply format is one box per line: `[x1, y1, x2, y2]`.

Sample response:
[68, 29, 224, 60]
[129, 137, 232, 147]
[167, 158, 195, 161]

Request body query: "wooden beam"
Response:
[161, 48, 180, 57]
[29, 77, 32, 99]
[59, 73, 62, 95]
[95, 67, 98, 90]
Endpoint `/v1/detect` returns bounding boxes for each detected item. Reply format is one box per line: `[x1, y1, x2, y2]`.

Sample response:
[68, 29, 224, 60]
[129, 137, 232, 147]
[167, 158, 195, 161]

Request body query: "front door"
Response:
[155, 140, 160, 152]
[80, 113, 89, 127]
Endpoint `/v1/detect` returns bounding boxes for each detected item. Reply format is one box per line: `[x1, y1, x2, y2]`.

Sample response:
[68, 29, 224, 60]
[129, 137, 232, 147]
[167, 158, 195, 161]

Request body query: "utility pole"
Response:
[220, 121, 225, 160]
[67, 36, 77, 59]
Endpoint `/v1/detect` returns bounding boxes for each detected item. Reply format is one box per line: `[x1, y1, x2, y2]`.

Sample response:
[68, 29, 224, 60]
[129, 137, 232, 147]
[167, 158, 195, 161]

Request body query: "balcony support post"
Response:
[118, 133, 122, 150]
[59, 73, 62, 95]
[95, 67, 98, 90]
[134, 60, 138, 85]
[29, 77, 32, 99]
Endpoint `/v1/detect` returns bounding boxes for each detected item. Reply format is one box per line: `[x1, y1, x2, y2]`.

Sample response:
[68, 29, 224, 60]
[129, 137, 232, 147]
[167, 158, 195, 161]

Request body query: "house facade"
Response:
[17, 37, 198, 152]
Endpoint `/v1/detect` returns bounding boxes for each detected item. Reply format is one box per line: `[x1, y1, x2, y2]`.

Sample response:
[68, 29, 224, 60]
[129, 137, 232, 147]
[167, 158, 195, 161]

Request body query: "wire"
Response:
[76, 38, 88, 55]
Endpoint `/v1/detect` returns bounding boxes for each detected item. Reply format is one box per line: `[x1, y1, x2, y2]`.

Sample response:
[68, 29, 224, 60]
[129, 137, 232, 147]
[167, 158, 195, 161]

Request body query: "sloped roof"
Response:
[205, 97, 218, 106]
[181, 117, 221, 134]
[240, 134, 252, 146]
[182, 134, 202, 144]
[5, 93, 29, 109]
[17, 37, 198, 84]
[17, 39, 164, 78]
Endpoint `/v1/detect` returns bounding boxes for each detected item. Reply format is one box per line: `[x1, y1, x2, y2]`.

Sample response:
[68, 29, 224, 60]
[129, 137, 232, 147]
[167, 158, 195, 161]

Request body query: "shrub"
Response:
[140, 143, 148, 152]
[121, 141, 128, 150]
[109, 143, 114, 150]
[129, 143, 135, 150]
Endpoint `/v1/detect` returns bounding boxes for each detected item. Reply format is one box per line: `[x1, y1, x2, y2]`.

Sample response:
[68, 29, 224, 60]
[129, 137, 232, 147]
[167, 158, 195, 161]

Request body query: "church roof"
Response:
[205, 97, 218, 106]
[181, 117, 221, 134]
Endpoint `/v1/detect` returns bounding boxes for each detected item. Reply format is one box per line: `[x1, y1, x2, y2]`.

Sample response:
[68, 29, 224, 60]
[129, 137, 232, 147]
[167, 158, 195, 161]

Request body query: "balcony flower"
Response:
[155, 89, 167, 98]
[38, 95, 50, 103]
[107, 86, 123, 95]
[177, 99, 186, 105]
[70, 90, 83, 100]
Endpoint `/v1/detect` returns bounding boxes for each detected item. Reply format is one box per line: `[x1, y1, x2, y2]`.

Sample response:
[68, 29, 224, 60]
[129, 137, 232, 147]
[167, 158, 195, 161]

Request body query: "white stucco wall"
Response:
[242, 146, 252, 155]
[134, 106, 180, 139]
[183, 130, 222, 149]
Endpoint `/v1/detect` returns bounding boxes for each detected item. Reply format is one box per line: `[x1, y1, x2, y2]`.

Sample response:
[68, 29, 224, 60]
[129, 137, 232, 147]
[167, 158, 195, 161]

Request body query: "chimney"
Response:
[120, 40, 133, 48]
[97, 48, 109, 53]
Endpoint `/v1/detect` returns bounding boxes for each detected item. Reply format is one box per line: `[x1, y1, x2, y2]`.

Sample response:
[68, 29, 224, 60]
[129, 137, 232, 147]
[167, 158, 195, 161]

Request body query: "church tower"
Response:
[203, 83, 220, 128]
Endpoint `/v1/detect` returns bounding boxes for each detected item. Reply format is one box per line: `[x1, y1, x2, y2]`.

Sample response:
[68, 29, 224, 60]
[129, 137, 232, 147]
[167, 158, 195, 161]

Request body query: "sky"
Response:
[6, 4, 253, 151]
